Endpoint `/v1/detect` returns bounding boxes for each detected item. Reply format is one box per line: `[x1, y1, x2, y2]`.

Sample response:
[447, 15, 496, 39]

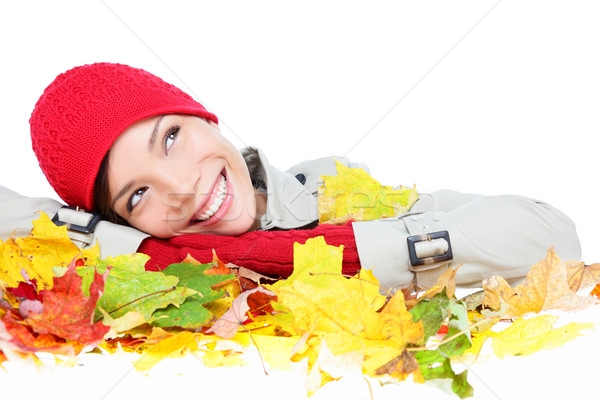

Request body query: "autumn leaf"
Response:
[566, 261, 600, 292]
[74, 254, 197, 321]
[410, 290, 451, 343]
[152, 261, 235, 329]
[134, 331, 200, 371]
[375, 349, 424, 384]
[25, 257, 110, 344]
[415, 354, 473, 399]
[203, 250, 234, 275]
[0, 311, 82, 359]
[318, 160, 418, 224]
[207, 286, 277, 339]
[482, 248, 599, 317]
[478, 315, 593, 358]
[263, 237, 425, 387]
[0, 212, 99, 292]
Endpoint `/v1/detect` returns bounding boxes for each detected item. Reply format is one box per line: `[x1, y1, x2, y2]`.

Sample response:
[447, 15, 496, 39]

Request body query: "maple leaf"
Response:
[207, 286, 277, 339]
[152, 261, 234, 329]
[477, 315, 593, 358]
[134, 331, 200, 371]
[565, 261, 600, 292]
[374, 349, 424, 383]
[262, 236, 425, 388]
[0, 212, 99, 292]
[414, 353, 473, 399]
[75, 254, 197, 321]
[590, 284, 600, 298]
[203, 250, 234, 275]
[1, 311, 82, 358]
[318, 160, 418, 224]
[482, 248, 598, 317]
[25, 257, 110, 344]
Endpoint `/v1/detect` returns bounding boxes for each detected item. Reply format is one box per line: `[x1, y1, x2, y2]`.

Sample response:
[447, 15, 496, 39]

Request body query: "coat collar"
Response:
[243, 147, 319, 230]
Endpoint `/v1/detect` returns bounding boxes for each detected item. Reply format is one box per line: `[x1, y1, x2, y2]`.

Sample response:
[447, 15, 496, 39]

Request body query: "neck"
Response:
[250, 189, 268, 231]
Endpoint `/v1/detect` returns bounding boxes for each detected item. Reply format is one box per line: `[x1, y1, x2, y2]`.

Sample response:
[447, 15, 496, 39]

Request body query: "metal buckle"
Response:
[52, 206, 101, 234]
[407, 230, 453, 267]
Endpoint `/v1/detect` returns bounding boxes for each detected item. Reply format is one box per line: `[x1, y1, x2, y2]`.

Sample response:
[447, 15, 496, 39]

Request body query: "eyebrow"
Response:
[148, 115, 166, 151]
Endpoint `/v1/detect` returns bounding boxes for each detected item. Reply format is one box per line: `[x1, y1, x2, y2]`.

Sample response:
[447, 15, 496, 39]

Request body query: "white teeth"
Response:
[195, 174, 228, 222]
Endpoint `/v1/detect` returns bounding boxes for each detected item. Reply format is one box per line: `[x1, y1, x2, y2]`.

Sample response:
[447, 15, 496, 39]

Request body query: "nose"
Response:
[153, 166, 198, 222]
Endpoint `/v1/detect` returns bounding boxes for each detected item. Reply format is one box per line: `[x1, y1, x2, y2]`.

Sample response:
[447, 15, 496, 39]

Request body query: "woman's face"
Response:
[107, 114, 259, 238]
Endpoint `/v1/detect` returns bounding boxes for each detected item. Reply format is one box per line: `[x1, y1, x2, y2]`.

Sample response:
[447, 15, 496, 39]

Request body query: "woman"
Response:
[5, 62, 581, 290]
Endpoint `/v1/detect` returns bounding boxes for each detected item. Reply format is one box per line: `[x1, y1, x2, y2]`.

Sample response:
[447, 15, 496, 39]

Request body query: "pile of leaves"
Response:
[1, 213, 600, 398]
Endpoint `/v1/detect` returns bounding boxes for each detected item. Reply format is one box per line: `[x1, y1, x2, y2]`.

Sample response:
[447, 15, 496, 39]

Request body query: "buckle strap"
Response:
[52, 206, 100, 247]
[407, 231, 453, 267]
[401, 212, 454, 289]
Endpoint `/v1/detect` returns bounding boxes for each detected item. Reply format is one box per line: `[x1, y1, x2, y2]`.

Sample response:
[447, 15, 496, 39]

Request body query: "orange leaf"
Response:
[203, 250, 233, 275]
[1, 311, 82, 356]
[590, 284, 600, 298]
[25, 258, 110, 344]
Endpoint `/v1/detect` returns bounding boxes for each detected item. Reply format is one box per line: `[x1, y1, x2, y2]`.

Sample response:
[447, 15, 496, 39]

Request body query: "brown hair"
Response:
[93, 153, 129, 226]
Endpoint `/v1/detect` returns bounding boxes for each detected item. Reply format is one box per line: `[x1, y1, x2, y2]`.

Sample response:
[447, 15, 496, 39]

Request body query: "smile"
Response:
[190, 171, 230, 224]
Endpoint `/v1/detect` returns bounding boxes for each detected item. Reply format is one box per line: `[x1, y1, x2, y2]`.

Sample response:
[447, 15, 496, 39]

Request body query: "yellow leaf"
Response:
[244, 332, 299, 371]
[290, 235, 345, 286]
[566, 261, 600, 291]
[134, 331, 199, 371]
[482, 248, 598, 317]
[267, 237, 424, 387]
[485, 315, 593, 358]
[318, 160, 418, 224]
[421, 265, 461, 299]
[201, 349, 246, 368]
[0, 212, 100, 291]
[305, 340, 362, 394]
[99, 308, 147, 339]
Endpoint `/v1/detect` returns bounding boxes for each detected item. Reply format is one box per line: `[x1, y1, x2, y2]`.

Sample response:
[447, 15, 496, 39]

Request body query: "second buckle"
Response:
[407, 230, 453, 267]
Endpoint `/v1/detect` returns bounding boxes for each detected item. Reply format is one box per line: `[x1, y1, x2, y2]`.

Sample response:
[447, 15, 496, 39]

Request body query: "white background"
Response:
[1, 1, 599, 399]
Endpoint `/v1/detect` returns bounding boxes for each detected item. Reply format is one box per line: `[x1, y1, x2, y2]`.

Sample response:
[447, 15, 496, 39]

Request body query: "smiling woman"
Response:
[11, 61, 582, 291]
[101, 114, 264, 237]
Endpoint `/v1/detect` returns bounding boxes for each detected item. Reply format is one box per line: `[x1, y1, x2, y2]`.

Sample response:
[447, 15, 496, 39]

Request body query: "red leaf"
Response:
[7, 280, 42, 302]
[1, 311, 79, 356]
[25, 258, 110, 345]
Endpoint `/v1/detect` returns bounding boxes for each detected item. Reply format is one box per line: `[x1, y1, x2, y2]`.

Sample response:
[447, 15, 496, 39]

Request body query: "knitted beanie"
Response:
[30, 62, 218, 210]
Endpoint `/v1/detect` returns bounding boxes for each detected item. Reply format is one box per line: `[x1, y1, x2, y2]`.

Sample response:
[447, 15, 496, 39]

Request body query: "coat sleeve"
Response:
[352, 190, 581, 290]
[0, 185, 148, 258]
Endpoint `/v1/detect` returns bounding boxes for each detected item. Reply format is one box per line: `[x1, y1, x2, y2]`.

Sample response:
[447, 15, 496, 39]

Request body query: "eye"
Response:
[127, 187, 147, 212]
[164, 126, 180, 154]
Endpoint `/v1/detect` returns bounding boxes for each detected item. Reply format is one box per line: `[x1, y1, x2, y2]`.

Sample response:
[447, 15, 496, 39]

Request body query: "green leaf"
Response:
[150, 262, 233, 328]
[78, 254, 196, 320]
[439, 300, 472, 358]
[415, 355, 473, 399]
[409, 290, 450, 343]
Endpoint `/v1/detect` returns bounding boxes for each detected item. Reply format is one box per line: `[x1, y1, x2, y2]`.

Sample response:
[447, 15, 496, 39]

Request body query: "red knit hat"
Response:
[30, 62, 218, 210]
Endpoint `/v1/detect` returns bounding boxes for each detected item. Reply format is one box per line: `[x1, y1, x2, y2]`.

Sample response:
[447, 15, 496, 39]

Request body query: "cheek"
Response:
[127, 201, 172, 236]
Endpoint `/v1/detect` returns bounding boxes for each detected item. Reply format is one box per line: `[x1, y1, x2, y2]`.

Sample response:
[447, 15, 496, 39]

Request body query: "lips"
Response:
[190, 170, 230, 225]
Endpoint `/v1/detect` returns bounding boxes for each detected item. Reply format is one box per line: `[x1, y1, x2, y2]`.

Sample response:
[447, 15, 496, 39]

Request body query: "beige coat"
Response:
[0, 147, 581, 290]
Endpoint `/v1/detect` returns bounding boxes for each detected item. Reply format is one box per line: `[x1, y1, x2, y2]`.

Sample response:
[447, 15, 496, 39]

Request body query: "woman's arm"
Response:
[0, 185, 148, 258]
[0, 185, 62, 239]
[353, 190, 581, 290]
